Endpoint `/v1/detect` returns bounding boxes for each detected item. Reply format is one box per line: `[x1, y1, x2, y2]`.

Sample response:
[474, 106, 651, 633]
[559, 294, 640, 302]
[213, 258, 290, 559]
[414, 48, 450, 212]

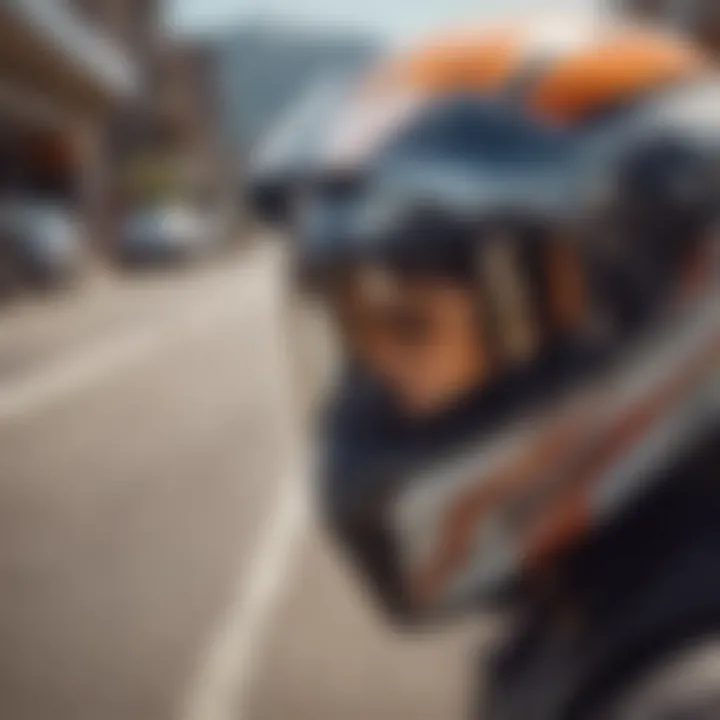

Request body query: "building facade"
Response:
[0, 0, 137, 249]
[74, 1, 234, 242]
[0, 1, 236, 263]
[69, 0, 164, 252]
[124, 40, 233, 216]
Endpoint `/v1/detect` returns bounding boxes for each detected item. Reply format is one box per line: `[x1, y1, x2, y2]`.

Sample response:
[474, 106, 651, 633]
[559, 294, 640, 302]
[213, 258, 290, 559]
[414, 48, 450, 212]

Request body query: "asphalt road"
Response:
[0, 244, 487, 720]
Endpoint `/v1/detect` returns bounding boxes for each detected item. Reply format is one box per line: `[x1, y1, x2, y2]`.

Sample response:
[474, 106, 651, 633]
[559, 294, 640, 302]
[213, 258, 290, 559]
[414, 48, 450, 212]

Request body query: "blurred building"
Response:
[617, 1, 720, 55]
[120, 38, 234, 227]
[0, 0, 233, 263]
[70, 1, 157, 60]
[73, 0, 234, 250]
[0, 0, 137, 247]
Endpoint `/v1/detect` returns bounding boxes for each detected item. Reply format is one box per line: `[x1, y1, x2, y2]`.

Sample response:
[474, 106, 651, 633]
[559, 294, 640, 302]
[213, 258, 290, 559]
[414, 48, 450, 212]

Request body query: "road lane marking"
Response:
[0, 264, 273, 423]
[0, 238, 312, 720]
[181, 253, 313, 720]
[181, 467, 309, 720]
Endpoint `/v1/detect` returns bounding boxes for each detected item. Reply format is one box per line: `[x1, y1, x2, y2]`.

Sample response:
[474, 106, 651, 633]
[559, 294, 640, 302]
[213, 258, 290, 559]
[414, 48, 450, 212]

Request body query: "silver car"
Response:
[121, 204, 226, 266]
[0, 201, 84, 291]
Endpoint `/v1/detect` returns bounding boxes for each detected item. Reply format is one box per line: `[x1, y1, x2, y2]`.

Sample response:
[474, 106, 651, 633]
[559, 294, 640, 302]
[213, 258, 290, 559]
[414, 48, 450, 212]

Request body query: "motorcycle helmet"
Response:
[250, 16, 720, 621]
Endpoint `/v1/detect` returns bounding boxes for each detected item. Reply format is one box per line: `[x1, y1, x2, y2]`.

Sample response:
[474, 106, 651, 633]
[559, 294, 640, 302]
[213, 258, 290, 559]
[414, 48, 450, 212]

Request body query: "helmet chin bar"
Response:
[324, 284, 719, 622]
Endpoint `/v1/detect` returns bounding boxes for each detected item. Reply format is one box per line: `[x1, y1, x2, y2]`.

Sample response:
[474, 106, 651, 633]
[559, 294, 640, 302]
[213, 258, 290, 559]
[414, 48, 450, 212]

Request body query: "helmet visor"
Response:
[304, 232, 594, 420]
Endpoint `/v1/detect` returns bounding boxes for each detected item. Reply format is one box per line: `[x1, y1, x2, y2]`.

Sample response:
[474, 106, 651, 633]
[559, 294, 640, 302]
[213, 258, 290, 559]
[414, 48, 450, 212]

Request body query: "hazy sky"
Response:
[168, 0, 598, 40]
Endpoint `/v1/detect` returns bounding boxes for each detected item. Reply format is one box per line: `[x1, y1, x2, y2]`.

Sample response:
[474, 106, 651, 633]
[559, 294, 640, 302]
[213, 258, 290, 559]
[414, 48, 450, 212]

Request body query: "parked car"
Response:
[120, 204, 227, 266]
[0, 200, 85, 291]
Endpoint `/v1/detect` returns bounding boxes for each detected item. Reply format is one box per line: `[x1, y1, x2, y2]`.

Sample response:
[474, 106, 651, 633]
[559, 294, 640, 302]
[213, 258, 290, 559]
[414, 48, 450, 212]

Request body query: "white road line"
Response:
[181, 468, 308, 720]
[0, 271, 269, 423]
[0, 239, 312, 720]
[181, 253, 313, 720]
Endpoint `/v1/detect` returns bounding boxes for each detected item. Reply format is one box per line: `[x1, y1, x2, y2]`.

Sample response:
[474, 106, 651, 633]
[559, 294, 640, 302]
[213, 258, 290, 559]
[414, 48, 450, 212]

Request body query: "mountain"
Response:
[210, 23, 381, 161]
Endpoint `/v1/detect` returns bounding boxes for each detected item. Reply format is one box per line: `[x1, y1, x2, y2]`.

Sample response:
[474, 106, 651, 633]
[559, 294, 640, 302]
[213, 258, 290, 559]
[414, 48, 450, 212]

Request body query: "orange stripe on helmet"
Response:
[530, 30, 708, 123]
[368, 24, 531, 96]
[326, 22, 533, 168]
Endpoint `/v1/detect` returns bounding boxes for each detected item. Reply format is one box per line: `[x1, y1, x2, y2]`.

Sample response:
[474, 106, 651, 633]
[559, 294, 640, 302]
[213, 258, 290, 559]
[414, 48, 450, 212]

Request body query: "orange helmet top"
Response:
[364, 17, 709, 124]
[277, 16, 720, 621]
